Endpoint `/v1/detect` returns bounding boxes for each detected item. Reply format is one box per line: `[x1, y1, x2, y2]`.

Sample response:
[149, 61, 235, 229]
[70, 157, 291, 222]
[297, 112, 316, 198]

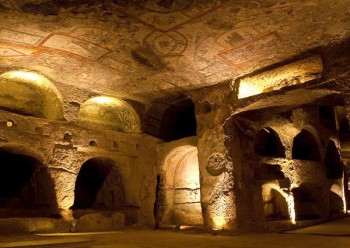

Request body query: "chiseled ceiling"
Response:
[0, 0, 349, 103]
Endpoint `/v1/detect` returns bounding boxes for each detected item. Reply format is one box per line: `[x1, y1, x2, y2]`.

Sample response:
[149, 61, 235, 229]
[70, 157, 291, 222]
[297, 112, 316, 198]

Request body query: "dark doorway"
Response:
[254, 128, 285, 158]
[0, 149, 57, 217]
[292, 129, 320, 161]
[72, 158, 124, 210]
[325, 140, 343, 179]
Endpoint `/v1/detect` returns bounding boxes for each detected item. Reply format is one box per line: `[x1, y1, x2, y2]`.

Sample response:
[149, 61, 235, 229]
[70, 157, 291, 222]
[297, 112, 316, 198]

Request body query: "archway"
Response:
[254, 128, 285, 158]
[78, 96, 141, 133]
[325, 140, 343, 179]
[292, 184, 322, 220]
[292, 129, 320, 161]
[72, 157, 124, 211]
[329, 184, 344, 216]
[157, 145, 203, 226]
[0, 70, 64, 120]
[262, 184, 289, 221]
[0, 149, 57, 217]
[145, 97, 197, 141]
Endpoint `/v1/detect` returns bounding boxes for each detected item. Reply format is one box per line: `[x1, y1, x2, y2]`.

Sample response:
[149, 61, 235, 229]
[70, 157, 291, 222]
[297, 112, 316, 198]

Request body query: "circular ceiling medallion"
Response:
[206, 153, 226, 176]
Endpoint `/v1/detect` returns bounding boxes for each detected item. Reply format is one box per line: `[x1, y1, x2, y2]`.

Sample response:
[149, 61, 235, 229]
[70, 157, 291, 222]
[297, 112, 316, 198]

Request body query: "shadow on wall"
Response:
[0, 148, 58, 218]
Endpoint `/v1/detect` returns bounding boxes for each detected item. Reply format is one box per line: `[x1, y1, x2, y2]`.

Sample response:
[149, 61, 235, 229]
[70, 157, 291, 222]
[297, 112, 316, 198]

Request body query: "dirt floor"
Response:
[1, 218, 350, 248]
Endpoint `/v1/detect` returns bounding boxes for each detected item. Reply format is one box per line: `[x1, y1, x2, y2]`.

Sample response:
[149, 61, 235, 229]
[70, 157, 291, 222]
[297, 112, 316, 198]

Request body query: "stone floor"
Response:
[1, 218, 350, 248]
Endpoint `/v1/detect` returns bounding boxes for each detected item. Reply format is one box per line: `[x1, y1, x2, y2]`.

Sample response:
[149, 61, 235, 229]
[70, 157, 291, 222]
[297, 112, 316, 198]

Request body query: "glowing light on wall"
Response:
[236, 56, 322, 99]
[238, 81, 262, 99]
[79, 96, 141, 134]
[0, 70, 64, 120]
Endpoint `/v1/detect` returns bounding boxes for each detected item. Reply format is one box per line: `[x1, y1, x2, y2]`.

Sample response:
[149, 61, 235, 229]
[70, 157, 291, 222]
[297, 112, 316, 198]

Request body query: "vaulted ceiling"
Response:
[0, 0, 349, 103]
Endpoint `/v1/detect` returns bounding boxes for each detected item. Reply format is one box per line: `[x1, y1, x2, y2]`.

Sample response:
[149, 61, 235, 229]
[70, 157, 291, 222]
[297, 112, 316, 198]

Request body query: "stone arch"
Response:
[78, 96, 141, 134]
[0, 146, 58, 217]
[72, 157, 125, 211]
[329, 184, 344, 215]
[0, 70, 64, 120]
[157, 145, 203, 226]
[325, 140, 343, 179]
[292, 129, 321, 161]
[254, 127, 285, 158]
[261, 183, 289, 221]
[292, 184, 322, 220]
[145, 96, 197, 141]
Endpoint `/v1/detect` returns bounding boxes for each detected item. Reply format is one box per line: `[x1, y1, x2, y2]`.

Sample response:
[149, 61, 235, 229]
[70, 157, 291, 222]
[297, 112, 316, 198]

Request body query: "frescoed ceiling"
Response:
[0, 0, 349, 103]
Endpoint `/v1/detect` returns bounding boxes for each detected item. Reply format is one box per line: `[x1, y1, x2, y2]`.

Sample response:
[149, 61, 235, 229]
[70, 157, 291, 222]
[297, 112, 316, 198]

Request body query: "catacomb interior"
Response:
[0, 0, 349, 235]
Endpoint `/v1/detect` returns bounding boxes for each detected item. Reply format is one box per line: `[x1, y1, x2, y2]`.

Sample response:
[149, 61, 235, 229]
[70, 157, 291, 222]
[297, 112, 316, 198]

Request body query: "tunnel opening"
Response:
[292, 129, 320, 161]
[0, 149, 57, 218]
[157, 145, 203, 227]
[145, 97, 197, 141]
[262, 185, 289, 221]
[254, 128, 285, 158]
[72, 157, 125, 212]
[292, 185, 321, 221]
[325, 140, 343, 179]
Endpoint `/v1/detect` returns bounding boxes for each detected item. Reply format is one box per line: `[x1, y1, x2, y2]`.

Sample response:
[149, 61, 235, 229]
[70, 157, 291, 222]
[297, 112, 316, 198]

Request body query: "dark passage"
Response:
[0, 150, 57, 217]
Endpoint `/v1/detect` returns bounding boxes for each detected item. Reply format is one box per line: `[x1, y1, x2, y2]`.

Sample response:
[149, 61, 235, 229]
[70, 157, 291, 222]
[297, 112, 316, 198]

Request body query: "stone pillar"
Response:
[196, 107, 237, 232]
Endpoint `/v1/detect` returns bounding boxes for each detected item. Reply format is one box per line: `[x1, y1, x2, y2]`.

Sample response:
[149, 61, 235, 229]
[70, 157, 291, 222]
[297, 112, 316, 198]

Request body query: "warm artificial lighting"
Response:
[236, 55, 322, 99]
[6, 120, 13, 127]
[88, 96, 121, 105]
[213, 216, 226, 229]
[238, 81, 261, 99]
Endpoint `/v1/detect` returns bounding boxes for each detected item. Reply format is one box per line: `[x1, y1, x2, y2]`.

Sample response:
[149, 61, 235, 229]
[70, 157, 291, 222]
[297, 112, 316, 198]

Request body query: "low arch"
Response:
[329, 184, 344, 215]
[0, 147, 58, 217]
[261, 183, 289, 221]
[325, 140, 343, 179]
[254, 127, 285, 158]
[292, 184, 322, 220]
[78, 96, 141, 134]
[292, 129, 321, 161]
[72, 157, 125, 211]
[156, 145, 203, 226]
[0, 70, 64, 120]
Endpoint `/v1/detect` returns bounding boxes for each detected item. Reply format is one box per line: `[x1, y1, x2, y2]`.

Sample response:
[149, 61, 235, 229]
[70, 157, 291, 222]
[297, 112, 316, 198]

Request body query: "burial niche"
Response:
[292, 184, 322, 220]
[145, 97, 197, 141]
[157, 145, 203, 227]
[0, 149, 57, 217]
[325, 140, 343, 179]
[329, 185, 344, 216]
[254, 128, 285, 158]
[72, 157, 124, 211]
[292, 129, 320, 161]
[0, 70, 64, 120]
[262, 184, 289, 221]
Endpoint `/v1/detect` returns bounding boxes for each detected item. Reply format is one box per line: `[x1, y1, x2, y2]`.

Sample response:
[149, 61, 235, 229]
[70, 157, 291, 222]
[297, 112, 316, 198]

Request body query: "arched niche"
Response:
[329, 184, 344, 215]
[145, 96, 196, 141]
[254, 128, 285, 158]
[157, 145, 203, 226]
[72, 157, 125, 211]
[292, 184, 322, 220]
[292, 129, 320, 161]
[0, 148, 58, 217]
[325, 140, 343, 179]
[78, 96, 141, 134]
[0, 70, 64, 120]
[261, 184, 289, 221]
